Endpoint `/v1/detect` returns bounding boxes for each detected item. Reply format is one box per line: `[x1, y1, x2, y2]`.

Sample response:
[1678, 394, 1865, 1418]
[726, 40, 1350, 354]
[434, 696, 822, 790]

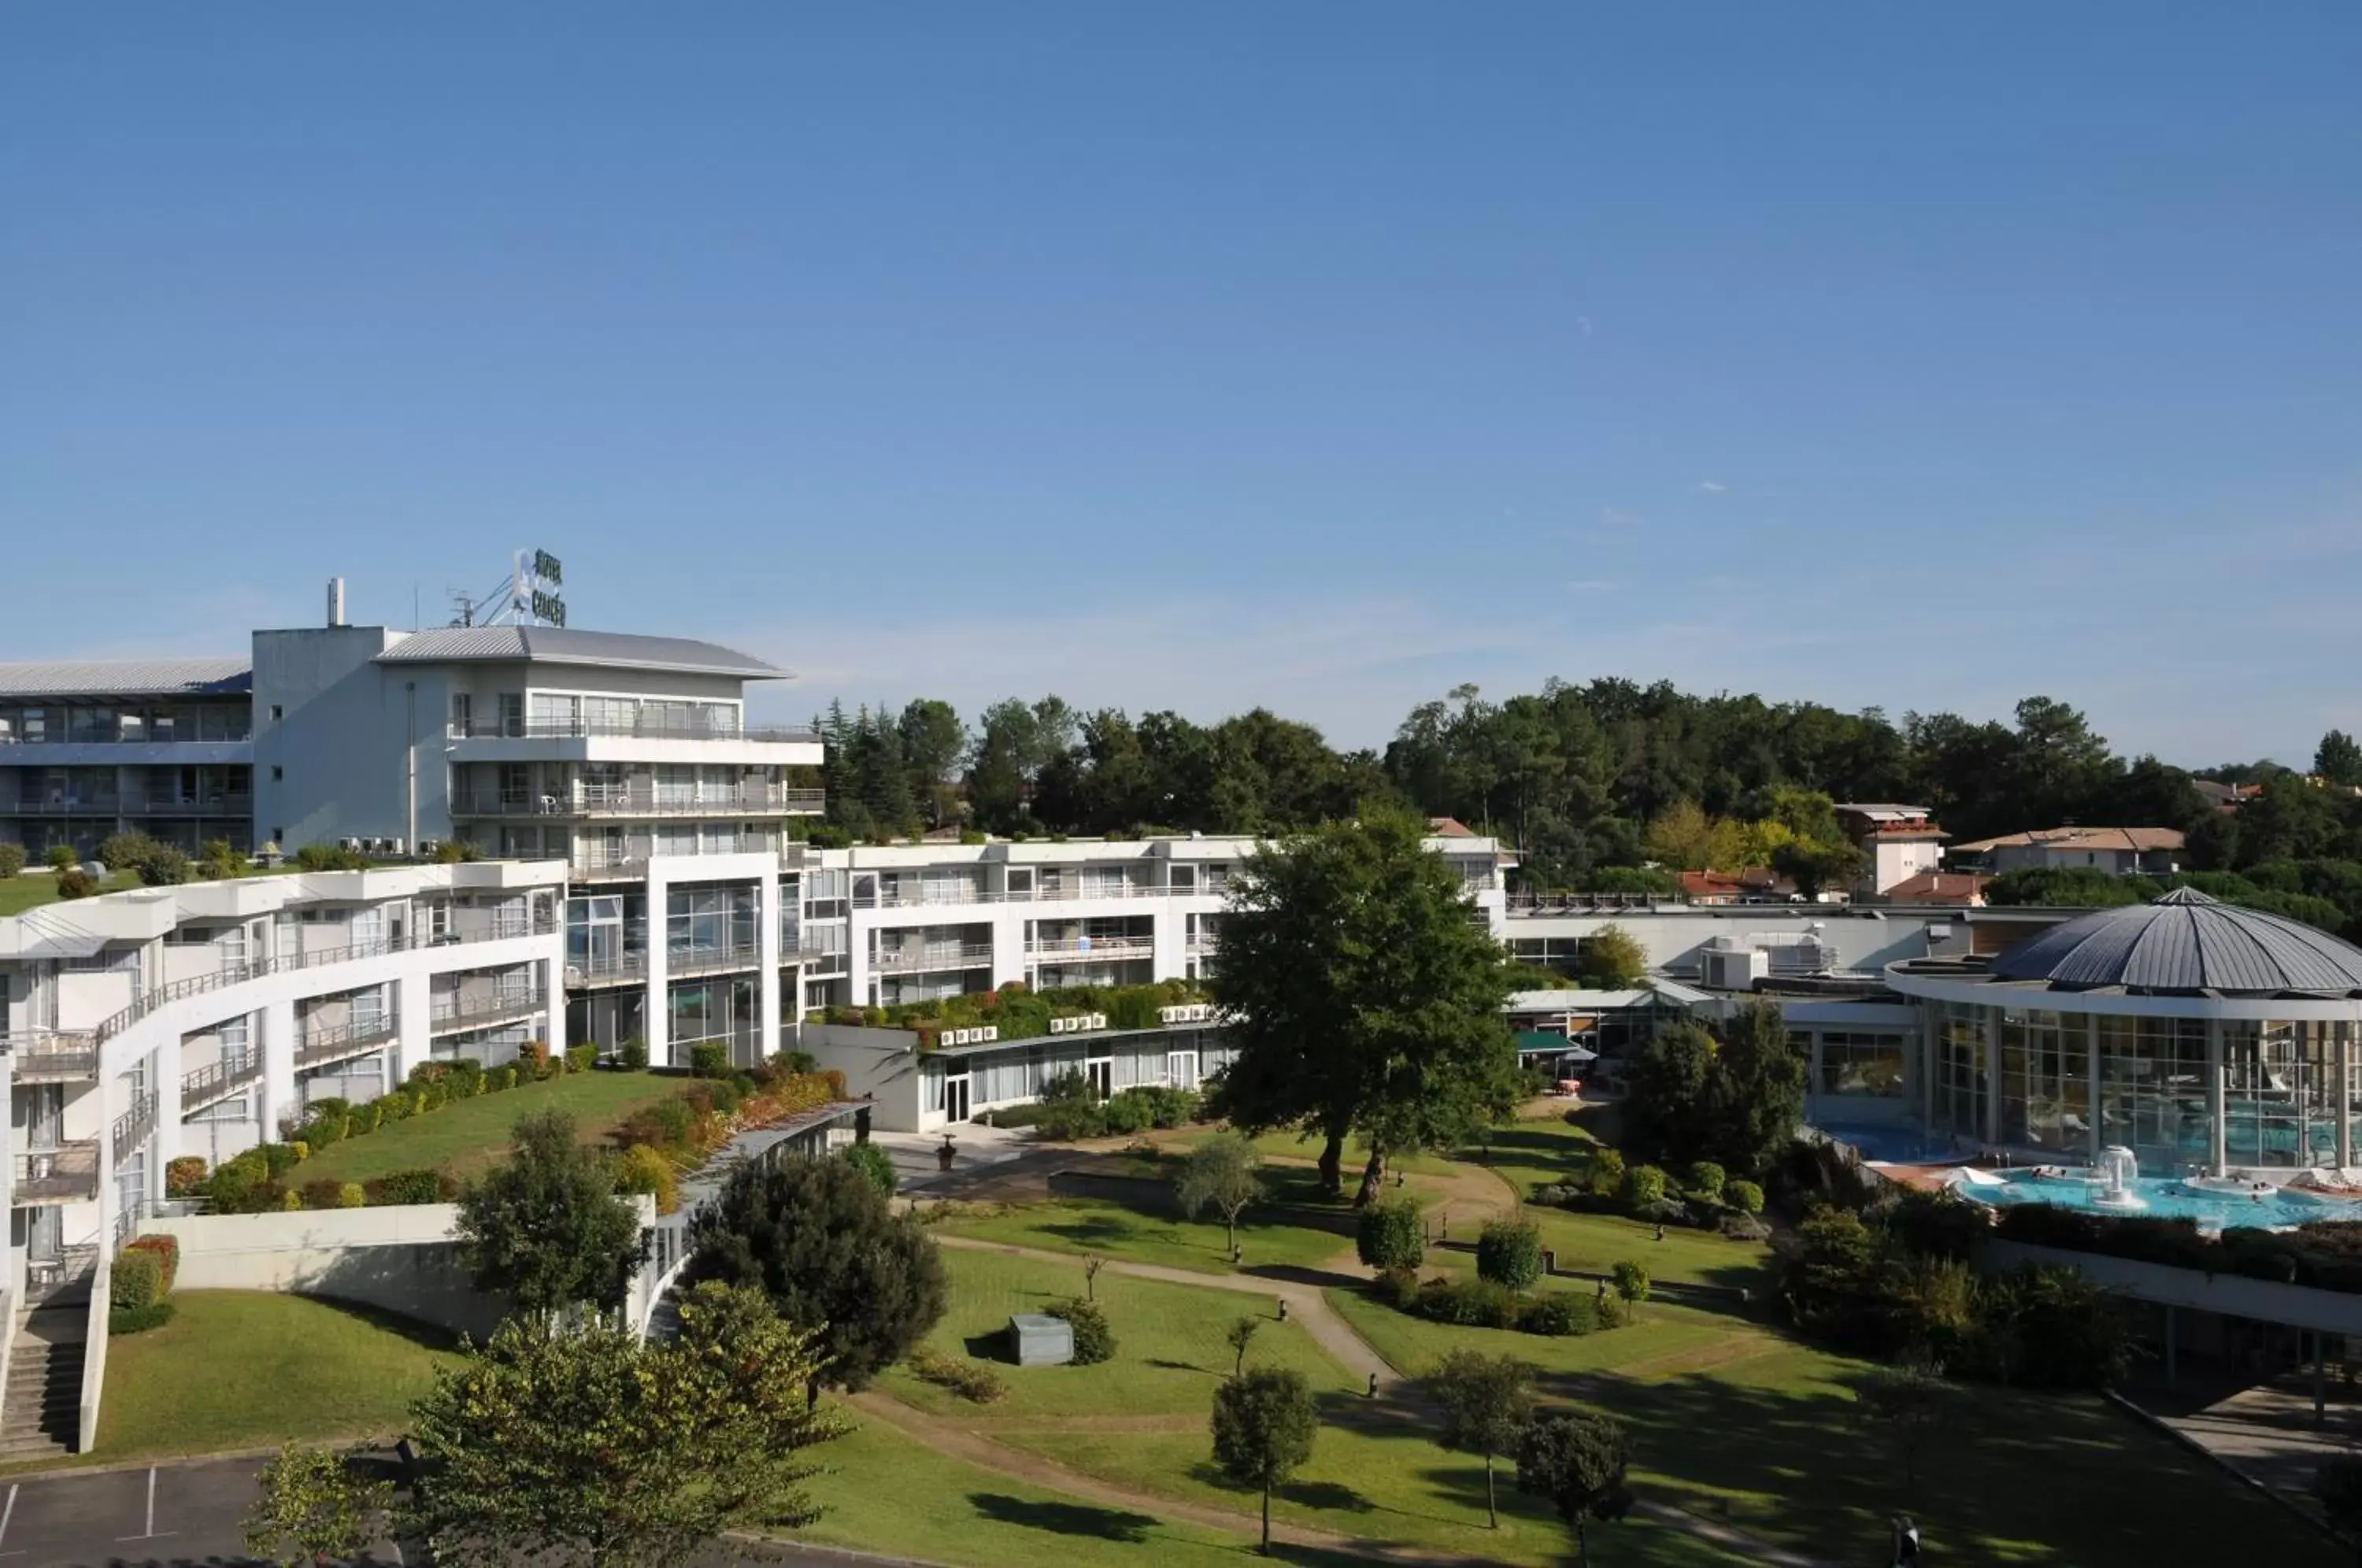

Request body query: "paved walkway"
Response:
[2154, 1374, 2362, 1515]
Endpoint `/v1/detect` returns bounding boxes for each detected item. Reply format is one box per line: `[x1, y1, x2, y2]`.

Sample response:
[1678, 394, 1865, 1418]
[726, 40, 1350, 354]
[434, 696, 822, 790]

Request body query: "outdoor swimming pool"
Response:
[1953, 1170, 2357, 1230]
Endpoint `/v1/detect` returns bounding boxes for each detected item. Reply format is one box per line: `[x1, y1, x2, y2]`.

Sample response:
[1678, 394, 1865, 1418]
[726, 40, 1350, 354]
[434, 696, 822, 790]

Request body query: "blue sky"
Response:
[6, 5, 2359, 764]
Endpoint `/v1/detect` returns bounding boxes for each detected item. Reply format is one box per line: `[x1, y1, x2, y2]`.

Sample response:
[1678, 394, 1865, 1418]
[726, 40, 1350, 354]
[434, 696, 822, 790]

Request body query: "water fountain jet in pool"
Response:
[2092, 1145, 2147, 1211]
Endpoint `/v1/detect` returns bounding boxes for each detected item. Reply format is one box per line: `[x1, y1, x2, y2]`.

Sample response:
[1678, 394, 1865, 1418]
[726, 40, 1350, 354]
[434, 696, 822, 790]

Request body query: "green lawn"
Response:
[1328, 1284, 2344, 1567]
[94, 1291, 461, 1462]
[291, 1069, 679, 1185]
[1153, 1125, 1461, 1177]
[0, 870, 138, 917]
[927, 1165, 1371, 1275]
[791, 1414, 1432, 1568]
[878, 1248, 1360, 1418]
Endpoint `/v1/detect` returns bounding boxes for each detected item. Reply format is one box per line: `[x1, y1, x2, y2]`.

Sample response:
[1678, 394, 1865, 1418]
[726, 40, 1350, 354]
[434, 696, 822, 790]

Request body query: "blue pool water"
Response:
[1954, 1171, 2355, 1231]
[1816, 1124, 1967, 1164]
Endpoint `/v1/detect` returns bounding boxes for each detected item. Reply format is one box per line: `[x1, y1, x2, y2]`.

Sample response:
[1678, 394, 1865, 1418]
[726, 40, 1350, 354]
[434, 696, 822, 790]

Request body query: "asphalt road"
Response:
[0, 1458, 901, 1568]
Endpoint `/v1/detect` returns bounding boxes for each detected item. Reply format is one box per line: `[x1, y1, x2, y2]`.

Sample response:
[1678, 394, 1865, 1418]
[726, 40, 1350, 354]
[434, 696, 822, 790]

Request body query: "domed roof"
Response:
[1990, 887, 2362, 996]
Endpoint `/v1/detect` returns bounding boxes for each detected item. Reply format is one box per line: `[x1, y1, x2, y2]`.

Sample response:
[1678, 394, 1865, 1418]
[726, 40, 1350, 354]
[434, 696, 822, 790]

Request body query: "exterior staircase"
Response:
[0, 1307, 87, 1463]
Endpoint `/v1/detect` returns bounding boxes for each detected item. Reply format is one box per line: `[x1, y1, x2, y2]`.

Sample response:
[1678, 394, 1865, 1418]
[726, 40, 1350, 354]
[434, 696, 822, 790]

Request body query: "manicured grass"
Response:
[291, 1069, 679, 1185]
[792, 1415, 1397, 1567]
[878, 1248, 1359, 1418]
[1328, 1283, 2345, 1568]
[94, 1291, 462, 1462]
[927, 1164, 1372, 1275]
[1154, 1125, 1460, 1177]
[0, 871, 138, 916]
[1007, 1422, 1750, 1567]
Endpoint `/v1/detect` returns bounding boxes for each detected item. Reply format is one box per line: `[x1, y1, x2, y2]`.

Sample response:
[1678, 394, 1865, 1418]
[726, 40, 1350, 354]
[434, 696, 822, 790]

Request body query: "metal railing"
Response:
[90, 912, 557, 1045]
[452, 786, 824, 819]
[565, 950, 650, 986]
[5, 797, 124, 816]
[874, 943, 997, 971]
[7, 1031, 100, 1082]
[15, 1144, 101, 1204]
[429, 986, 546, 1031]
[1026, 937, 1156, 960]
[26, 1244, 99, 1304]
[851, 878, 1230, 911]
[449, 717, 821, 745]
[125, 796, 252, 818]
[112, 1093, 157, 1163]
[1505, 891, 1694, 914]
[667, 943, 761, 976]
[182, 1050, 263, 1114]
[294, 1016, 402, 1071]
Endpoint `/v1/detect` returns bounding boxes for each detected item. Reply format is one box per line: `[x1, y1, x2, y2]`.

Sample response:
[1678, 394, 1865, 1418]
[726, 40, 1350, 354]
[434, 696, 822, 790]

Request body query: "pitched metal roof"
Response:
[0, 658, 251, 700]
[375, 627, 784, 679]
[1989, 887, 2362, 996]
[1952, 825, 2186, 854]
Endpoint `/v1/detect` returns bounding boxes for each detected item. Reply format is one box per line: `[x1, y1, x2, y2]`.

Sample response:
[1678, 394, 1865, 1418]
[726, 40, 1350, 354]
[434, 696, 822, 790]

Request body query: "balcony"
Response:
[125, 794, 252, 819]
[113, 1092, 158, 1163]
[851, 878, 1224, 911]
[1506, 891, 1693, 915]
[182, 1050, 264, 1115]
[667, 943, 761, 978]
[874, 942, 996, 973]
[450, 716, 821, 744]
[91, 910, 557, 1045]
[565, 950, 649, 989]
[14, 1143, 100, 1206]
[294, 1015, 402, 1071]
[4, 797, 122, 816]
[453, 784, 824, 819]
[430, 986, 547, 1034]
[8, 1032, 99, 1083]
[1027, 936, 1157, 963]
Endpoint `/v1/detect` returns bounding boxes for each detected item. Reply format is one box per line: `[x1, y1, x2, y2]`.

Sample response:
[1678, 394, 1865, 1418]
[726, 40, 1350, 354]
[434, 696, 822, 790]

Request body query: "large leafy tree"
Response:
[1211, 811, 1519, 1202]
[683, 1153, 947, 1400]
[1515, 1410, 1633, 1568]
[1622, 1002, 1804, 1178]
[454, 1110, 646, 1317]
[1210, 1367, 1319, 1555]
[402, 1285, 844, 1568]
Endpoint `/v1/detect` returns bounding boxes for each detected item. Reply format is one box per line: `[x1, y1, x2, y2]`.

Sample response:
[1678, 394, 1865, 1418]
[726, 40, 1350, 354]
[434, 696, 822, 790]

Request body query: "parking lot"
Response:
[0, 1455, 905, 1566]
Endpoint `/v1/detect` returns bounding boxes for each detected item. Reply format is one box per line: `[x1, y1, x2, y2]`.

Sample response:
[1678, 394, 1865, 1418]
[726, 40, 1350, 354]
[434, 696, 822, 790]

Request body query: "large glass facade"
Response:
[2000, 1008, 2087, 1153]
[2222, 1020, 2360, 1169]
[2096, 1015, 2208, 1170]
[1936, 1005, 1987, 1139]
[668, 976, 757, 1064]
[1817, 1031, 1907, 1098]
[667, 883, 757, 958]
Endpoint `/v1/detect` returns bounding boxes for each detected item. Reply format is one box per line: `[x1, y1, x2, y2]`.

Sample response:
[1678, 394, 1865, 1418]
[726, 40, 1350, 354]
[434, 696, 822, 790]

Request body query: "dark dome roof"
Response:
[1990, 887, 2362, 996]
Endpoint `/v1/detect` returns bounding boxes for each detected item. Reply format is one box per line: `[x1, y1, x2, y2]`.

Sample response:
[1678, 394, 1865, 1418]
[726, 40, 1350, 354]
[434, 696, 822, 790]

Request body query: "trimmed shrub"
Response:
[1418, 1276, 1521, 1329]
[112, 1248, 165, 1311]
[1586, 1146, 1627, 1197]
[908, 1346, 1007, 1403]
[1477, 1219, 1544, 1289]
[516, 1040, 552, 1079]
[280, 1188, 305, 1211]
[302, 1178, 347, 1210]
[1098, 1093, 1153, 1137]
[1623, 1164, 1668, 1207]
[1046, 1297, 1115, 1364]
[1635, 1197, 1692, 1227]
[842, 1141, 898, 1196]
[0, 843, 24, 878]
[1596, 1292, 1631, 1329]
[1726, 1178, 1765, 1215]
[56, 867, 98, 899]
[124, 1233, 179, 1295]
[371, 1168, 450, 1206]
[1612, 1260, 1652, 1312]
[349, 1101, 383, 1136]
[565, 1042, 595, 1074]
[1372, 1265, 1422, 1311]
[689, 1041, 731, 1080]
[47, 845, 77, 873]
[302, 1115, 350, 1148]
[165, 1156, 209, 1197]
[620, 1037, 650, 1071]
[372, 1092, 413, 1124]
[1685, 1161, 1726, 1204]
[336, 1182, 367, 1209]
[1357, 1197, 1426, 1272]
[614, 1145, 679, 1213]
[1519, 1292, 1594, 1337]
[260, 1143, 303, 1177]
[491, 1065, 520, 1093]
[777, 1048, 820, 1075]
[1720, 1211, 1773, 1242]
[109, 1301, 176, 1335]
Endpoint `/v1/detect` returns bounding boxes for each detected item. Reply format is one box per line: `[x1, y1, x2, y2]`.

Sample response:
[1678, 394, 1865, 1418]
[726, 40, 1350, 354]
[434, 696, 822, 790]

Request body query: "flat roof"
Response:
[376, 626, 784, 679]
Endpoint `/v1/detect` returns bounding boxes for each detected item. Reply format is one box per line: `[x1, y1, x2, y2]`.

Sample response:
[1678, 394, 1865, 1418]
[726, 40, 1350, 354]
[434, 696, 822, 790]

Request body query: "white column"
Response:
[394, 971, 434, 1082]
[755, 871, 782, 1067]
[1807, 1030, 1825, 1125]
[2207, 1018, 2227, 1177]
[540, 951, 568, 1059]
[150, 1041, 183, 1200]
[1152, 900, 1187, 983]
[2086, 1015, 2102, 1164]
[990, 908, 1027, 990]
[1983, 1008, 2004, 1146]
[643, 867, 671, 1067]
[2338, 1024, 2353, 1172]
[259, 998, 299, 1143]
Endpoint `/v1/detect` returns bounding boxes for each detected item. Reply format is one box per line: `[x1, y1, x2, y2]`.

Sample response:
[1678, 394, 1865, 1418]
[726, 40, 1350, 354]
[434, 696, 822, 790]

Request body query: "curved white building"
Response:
[1, 863, 566, 1301]
[1886, 889, 2362, 1175]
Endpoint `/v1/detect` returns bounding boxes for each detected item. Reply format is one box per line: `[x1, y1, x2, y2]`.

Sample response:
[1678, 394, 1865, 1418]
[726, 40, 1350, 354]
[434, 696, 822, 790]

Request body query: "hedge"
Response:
[1996, 1205, 2362, 1296]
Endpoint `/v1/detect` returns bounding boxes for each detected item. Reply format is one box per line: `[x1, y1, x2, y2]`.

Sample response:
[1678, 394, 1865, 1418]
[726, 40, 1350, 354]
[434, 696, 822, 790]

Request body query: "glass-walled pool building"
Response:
[1885, 889, 2362, 1174]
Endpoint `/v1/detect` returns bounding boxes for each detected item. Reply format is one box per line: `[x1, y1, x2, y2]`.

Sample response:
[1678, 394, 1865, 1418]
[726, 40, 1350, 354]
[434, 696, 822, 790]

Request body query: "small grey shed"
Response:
[1009, 1313, 1075, 1367]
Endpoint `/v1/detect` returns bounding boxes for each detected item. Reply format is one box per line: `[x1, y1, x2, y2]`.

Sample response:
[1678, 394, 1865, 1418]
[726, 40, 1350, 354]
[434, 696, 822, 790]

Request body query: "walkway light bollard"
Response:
[1367, 1372, 1379, 1399]
[1276, 1299, 1288, 1322]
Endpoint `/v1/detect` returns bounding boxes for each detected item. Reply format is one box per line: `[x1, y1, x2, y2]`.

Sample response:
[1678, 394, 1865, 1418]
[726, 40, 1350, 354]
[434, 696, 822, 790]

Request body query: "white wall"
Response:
[146, 1204, 506, 1338]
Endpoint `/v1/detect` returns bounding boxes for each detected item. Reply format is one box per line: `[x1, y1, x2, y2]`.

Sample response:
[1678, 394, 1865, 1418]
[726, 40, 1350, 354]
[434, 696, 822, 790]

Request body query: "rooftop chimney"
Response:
[328, 577, 346, 627]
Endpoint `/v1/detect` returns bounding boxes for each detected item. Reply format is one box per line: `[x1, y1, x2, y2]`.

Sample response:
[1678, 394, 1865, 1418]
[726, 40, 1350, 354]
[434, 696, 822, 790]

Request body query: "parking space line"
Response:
[114, 1466, 176, 1544]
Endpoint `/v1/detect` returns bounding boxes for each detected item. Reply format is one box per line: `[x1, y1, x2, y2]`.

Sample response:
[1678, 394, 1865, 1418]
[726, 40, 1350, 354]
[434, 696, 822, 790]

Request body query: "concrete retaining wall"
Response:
[1980, 1238, 2362, 1337]
[145, 1205, 506, 1341]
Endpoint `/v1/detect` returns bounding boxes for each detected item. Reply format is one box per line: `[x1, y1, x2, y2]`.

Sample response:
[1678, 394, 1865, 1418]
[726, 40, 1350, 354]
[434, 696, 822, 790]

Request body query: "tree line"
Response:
[811, 686, 2362, 894]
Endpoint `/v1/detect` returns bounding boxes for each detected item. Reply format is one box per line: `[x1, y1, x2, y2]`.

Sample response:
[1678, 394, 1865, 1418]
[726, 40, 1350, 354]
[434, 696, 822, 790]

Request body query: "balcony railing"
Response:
[295, 1016, 401, 1071]
[5, 797, 123, 816]
[15, 1143, 101, 1205]
[452, 786, 823, 819]
[667, 943, 761, 977]
[7, 1031, 100, 1082]
[91, 912, 557, 1045]
[182, 1050, 264, 1115]
[564, 950, 649, 988]
[851, 878, 1230, 911]
[1027, 936, 1157, 961]
[1505, 891, 1694, 914]
[113, 1092, 158, 1163]
[874, 942, 997, 972]
[126, 795, 252, 818]
[429, 986, 546, 1032]
[448, 717, 821, 744]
